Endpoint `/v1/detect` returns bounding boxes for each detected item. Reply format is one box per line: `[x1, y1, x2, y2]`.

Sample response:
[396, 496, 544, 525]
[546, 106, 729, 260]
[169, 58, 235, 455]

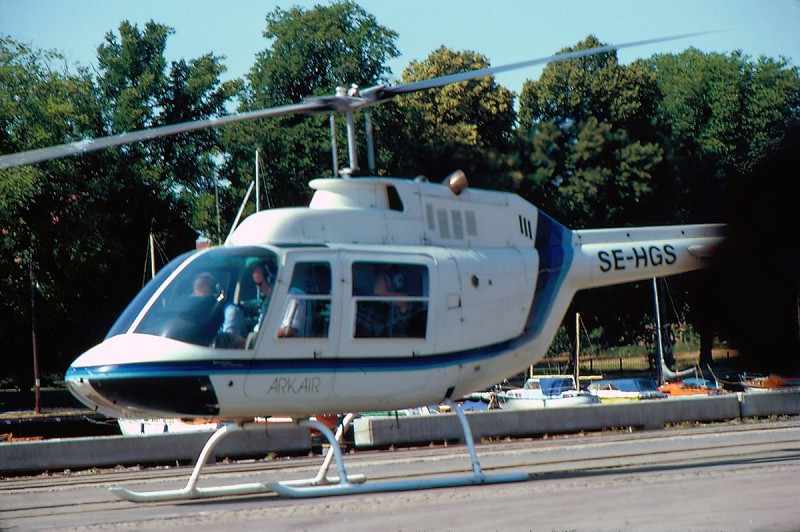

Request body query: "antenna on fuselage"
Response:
[255, 149, 260, 212]
[225, 180, 255, 245]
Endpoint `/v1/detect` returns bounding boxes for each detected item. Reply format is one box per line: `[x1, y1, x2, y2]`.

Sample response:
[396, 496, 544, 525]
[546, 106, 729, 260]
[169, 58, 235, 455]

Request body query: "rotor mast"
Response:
[332, 84, 376, 178]
[342, 86, 360, 177]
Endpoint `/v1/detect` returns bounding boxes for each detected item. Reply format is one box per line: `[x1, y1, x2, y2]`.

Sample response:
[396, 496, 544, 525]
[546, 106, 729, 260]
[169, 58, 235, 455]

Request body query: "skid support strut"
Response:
[111, 416, 363, 502]
[270, 399, 528, 498]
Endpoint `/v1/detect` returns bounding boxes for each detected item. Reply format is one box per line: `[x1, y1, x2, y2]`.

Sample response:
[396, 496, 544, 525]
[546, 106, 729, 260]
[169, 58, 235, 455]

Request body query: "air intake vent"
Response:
[518, 215, 533, 240]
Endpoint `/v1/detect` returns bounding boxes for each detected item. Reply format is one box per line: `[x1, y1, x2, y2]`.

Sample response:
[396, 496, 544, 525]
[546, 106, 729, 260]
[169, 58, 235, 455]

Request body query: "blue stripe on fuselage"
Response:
[65, 338, 519, 381]
[524, 211, 573, 338]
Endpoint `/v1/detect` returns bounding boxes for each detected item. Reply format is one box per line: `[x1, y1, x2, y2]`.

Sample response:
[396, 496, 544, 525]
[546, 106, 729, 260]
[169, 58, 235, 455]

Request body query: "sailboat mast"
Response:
[653, 277, 665, 385]
[574, 312, 581, 388]
[149, 233, 156, 280]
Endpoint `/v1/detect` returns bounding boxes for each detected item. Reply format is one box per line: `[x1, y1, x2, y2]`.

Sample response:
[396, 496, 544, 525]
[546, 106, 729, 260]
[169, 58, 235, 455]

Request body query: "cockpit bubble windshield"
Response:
[133, 247, 279, 348]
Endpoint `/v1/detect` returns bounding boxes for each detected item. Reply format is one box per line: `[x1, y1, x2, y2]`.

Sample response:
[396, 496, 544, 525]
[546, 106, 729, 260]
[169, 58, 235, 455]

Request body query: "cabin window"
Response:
[351, 262, 428, 339]
[133, 247, 279, 349]
[278, 261, 332, 338]
[386, 185, 404, 212]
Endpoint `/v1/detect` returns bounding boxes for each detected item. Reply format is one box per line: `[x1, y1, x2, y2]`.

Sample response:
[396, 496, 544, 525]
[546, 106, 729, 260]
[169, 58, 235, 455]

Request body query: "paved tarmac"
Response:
[3, 419, 800, 531]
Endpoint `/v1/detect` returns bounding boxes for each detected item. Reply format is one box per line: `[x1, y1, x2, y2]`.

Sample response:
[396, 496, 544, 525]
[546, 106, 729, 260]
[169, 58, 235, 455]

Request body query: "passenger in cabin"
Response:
[354, 266, 392, 337]
[216, 303, 247, 348]
[182, 272, 226, 345]
[192, 272, 218, 297]
[252, 262, 274, 299]
[280, 261, 331, 338]
[355, 265, 408, 337]
[376, 266, 417, 337]
[251, 261, 307, 338]
[373, 267, 409, 313]
[353, 262, 427, 339]
[277, 286, 306, 337]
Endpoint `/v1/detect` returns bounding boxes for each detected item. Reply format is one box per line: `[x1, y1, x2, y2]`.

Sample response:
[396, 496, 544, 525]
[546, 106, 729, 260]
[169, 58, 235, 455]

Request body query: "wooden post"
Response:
[574, 312, 581, 387]
[29, 251, 41, 414]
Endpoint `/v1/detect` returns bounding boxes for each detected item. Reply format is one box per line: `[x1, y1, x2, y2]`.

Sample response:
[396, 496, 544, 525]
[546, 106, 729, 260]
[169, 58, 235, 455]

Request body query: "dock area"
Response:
[2, 389, 799, 475]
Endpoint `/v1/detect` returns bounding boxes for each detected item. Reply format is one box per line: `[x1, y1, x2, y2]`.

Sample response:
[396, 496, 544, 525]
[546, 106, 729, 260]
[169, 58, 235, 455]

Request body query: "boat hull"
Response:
[498, 393, 599, 410]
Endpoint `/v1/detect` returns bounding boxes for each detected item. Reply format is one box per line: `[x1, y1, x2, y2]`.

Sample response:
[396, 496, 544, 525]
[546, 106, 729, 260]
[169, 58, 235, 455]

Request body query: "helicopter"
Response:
[0, 33, 725, 500]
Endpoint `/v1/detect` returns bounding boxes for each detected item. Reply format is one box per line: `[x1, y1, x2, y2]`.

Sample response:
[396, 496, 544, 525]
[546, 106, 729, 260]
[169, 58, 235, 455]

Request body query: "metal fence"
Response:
[534, 349, 737, 376]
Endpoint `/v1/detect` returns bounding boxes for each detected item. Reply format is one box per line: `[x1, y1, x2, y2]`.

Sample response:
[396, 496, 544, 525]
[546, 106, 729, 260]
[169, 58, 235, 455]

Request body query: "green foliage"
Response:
[642, 49, 800, 222]
[519, 36, 660, 136]
[3, 12, 800, 386]
[247, 3, 398, 106]
[220, 1, 400, 215]
[0, 37, 112, 380]
[514, 117, 662, 227]
[0, 23, 236, 384]
[375, 47, 516, 186]
[515, 36, 663, 227]
[649, 49, 800, 173]
[515, 35, 799, 364]
[97, 21, 170, 132]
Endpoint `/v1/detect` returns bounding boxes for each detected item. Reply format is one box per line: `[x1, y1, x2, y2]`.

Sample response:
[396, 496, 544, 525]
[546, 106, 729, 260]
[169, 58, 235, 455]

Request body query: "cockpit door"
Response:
[249, 251, 341, 360]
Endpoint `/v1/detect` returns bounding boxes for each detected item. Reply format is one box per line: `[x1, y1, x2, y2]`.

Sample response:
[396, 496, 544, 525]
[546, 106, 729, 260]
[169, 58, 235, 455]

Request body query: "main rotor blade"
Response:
[365, 31, 715, 102]
[0, 31, 713, 169]
[0, 99, 332, 169]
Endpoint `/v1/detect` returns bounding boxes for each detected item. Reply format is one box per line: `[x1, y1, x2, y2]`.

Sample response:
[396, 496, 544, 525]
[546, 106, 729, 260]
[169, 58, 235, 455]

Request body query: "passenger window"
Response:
[352, 262, 428, 339]
[279, 262, 331, 338]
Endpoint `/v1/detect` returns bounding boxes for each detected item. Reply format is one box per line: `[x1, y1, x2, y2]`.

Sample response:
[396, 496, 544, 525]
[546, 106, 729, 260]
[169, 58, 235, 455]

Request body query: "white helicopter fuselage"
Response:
[66, 177, 725, 420]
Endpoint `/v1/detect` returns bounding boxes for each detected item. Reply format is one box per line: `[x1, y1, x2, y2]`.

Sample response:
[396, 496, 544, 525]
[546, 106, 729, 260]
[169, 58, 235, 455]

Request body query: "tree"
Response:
[688, 125, 800, 373]
[512, 116, 662, 228]
[515, 37, 800, 369]
[96, 21, 239, 241]
[515, 36, 663, 228]
[519, 36, 660, 138]
[221, 2, 399, 214]
[375, 47, 516, 186]
[637, 49, 800, 370]
[643, 49, 800, 222]
[0, 37, 108, 383]
[0, 22, 239, 386]
[92, 20, 237, 318]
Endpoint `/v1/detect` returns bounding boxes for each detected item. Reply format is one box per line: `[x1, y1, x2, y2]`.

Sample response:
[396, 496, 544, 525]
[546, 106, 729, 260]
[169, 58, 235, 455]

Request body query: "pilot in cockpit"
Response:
[214, 262, 276, 348]
[251, 262, 278, 332]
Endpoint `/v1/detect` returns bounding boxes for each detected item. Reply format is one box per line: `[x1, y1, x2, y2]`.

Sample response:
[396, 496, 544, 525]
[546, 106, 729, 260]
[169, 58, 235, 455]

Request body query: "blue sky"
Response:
[2, 0, 799, 98]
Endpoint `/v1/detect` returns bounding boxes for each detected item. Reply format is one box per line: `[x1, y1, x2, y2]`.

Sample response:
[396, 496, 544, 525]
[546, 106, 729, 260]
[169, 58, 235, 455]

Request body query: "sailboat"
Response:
[495, 375, 599, 410]
[652, 277, 723, 396]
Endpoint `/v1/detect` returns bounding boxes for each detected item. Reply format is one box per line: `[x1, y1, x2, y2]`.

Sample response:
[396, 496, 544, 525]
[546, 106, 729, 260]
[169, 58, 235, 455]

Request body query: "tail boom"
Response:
[570, 224, 726, 290]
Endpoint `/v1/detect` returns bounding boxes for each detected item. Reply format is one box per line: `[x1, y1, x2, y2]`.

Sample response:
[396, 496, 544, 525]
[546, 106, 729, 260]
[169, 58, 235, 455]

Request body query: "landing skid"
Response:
[110, 400, 528, 502]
